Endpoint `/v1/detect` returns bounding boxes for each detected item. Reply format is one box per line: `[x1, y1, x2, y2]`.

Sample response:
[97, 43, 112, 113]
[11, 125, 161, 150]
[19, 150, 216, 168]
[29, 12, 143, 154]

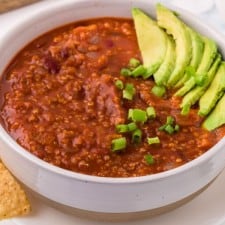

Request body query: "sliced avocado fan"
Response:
[199, 62, 225, 117]
[175, 28, 204, 88]
[180, 54, 221, 115]
[156, 3, 192, 87]
[132, 8, 167, 76]
[175, 36, 217, 97]
[203, 92, 225, 131]
[132, 4, 225, 131]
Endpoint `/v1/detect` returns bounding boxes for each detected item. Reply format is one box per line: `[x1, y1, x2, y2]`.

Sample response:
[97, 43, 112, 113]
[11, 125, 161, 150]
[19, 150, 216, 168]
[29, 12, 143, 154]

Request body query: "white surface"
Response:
[171, 0, 214, 13]
[1, 0, 225, 224]
[215, 0, 225, 25]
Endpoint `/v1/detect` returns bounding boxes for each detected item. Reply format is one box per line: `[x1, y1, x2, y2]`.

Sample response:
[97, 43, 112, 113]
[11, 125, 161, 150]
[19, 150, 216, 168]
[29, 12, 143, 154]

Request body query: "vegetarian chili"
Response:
[0, 18, 224, 177]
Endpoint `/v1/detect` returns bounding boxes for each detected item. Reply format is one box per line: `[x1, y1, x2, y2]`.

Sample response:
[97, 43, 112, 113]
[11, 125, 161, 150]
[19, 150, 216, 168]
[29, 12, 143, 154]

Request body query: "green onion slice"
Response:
[116, 122, 137, 133]
[115, 79, 124, 90]
[128, 109, 147, 123]
[121, 68, 131, 77]
[164, 124, 175, 134]
[151, 85, 166, 97]
[147, 137, 160, 145]
[123, 90, 133, 100]
[128, 58, 141, 69]
[127, 122, 137, 132]
[159, 115, 180, 134]
[144, 154, 155, 165]
[146, 106, 156, 119]
[116, 124, 129, 133]
[123, 83, 136, 100]
[174, 124, 180, 132]
[166, 116, 174, 125]
[158, 124, 167, 131]
[132, 129, 142, 144]
[111, 137, 127, 152]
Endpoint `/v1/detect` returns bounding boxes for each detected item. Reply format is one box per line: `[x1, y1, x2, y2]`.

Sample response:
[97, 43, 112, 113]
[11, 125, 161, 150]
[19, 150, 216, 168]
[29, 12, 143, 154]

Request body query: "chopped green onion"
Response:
[128, 58, 141, 69]
[132, 129, 142, 144]
[121, 68, 131, 77]
[111, 137, 127, 152]
[131, 65, 147, 77]
[146, 106, 156, 119]
[151, 85, 166, 97]
[116, 122, 137, 133]
[127, 122, 137, 132]
[166, 116, 174, 125]
[123, 83, 136, 100]
[125, 83, 135, 92]
[147, 137, 160, 145]
[128, 109, 147, 123]
[116, 124, 129, 133]
[158, 124, 167, 131]
[144, 154, 155, 165]
[164, 124, 174, 134]
[159, 118, 180, 134]
[115, 79, 124, 90]
[174, 124, 180, 132]
[123, 90, 133, 100]
[159, 115, 180, 134]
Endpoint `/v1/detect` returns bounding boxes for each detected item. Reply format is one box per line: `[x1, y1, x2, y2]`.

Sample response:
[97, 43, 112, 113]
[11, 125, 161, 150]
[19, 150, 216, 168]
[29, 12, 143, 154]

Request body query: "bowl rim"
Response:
[1, 0, 225, 185]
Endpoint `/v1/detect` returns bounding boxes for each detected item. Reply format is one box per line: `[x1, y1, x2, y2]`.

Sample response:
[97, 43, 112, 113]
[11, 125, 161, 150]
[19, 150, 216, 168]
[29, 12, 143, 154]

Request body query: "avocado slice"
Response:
[199, 62, 225, 117]
[175, 36, 217, 97]
[153, 36, 176, 85]
[156, 4, 192, 87]
[203, 93, 225, 131]
[175, 28, 204, 88]
[196, 37, 217, 74]
[132, 8, 167, 76]
[180, 54, 221, 112]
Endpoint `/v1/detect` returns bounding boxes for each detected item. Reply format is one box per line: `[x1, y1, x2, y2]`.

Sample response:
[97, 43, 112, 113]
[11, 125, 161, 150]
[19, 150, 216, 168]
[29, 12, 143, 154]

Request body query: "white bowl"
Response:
[1, 0, 225, 214]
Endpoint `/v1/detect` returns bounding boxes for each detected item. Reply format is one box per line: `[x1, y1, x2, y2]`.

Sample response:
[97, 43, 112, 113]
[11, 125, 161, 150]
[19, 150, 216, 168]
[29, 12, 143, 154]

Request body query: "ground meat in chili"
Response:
[0, 18, 224, 177]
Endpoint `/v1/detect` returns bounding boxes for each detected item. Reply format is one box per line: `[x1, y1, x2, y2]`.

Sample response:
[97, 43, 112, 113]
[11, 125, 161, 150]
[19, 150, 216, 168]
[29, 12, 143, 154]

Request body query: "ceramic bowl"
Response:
[0, 0, 225, 214]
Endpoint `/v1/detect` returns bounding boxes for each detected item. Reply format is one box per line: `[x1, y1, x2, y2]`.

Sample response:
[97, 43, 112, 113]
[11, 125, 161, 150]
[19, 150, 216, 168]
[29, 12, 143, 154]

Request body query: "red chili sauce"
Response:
[0, 18, 224, 177]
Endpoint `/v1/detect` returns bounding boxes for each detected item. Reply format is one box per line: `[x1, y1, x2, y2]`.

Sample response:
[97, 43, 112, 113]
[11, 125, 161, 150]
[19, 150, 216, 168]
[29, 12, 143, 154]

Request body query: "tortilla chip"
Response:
[0, 160, 31, 220]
